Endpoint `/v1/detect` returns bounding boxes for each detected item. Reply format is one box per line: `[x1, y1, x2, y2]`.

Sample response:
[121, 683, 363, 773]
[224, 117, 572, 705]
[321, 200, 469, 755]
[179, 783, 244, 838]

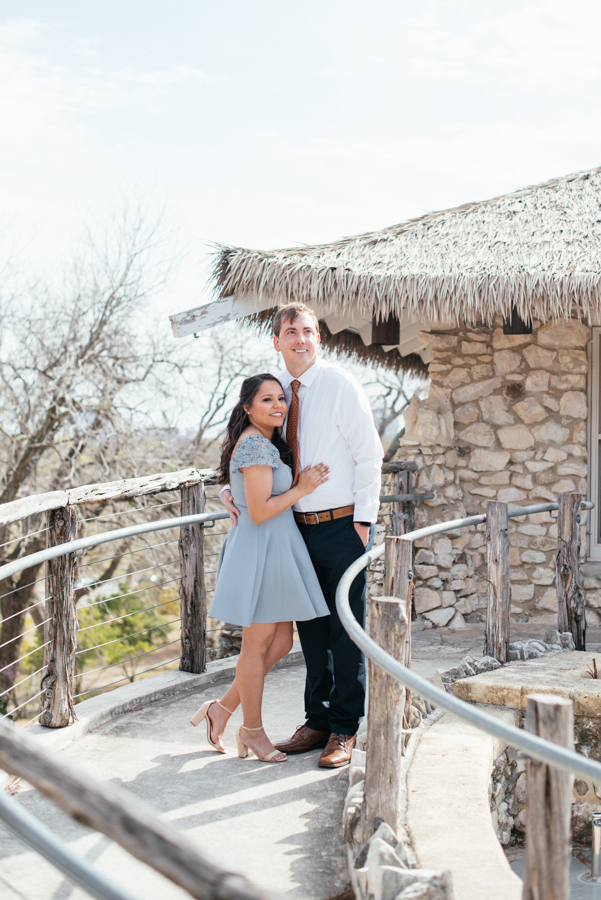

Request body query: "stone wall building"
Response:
[399, 317, 592, 629]
[179, 165, 601, 629]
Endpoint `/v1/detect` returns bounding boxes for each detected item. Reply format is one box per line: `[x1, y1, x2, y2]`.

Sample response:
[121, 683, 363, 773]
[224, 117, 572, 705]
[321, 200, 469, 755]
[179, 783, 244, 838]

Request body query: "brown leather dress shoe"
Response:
[273, 724, 330, 754]
[318, 733, 357, 768]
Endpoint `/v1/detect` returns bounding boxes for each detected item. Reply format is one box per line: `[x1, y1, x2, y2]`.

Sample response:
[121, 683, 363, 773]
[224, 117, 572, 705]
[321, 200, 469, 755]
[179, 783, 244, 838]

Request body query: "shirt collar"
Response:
[280, 357, 322, 389]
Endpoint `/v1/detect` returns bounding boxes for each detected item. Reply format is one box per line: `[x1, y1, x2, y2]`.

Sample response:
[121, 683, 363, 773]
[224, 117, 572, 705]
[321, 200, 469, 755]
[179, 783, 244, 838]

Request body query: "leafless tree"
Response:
[0, 203, 183, 701]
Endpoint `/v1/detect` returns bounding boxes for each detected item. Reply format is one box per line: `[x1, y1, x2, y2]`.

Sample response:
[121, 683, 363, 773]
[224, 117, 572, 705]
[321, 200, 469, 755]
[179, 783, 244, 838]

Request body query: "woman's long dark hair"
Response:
[217, 374, 293, 484]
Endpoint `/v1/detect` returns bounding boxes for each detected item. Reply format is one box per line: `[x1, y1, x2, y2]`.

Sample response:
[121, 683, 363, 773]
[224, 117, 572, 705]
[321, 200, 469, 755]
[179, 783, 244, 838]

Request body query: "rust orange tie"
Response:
[286, 379, 301, 484]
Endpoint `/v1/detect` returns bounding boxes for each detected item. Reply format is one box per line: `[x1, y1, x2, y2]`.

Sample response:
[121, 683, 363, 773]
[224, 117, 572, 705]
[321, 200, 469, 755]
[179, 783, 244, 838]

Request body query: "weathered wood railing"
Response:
[356, 492, 591, 898]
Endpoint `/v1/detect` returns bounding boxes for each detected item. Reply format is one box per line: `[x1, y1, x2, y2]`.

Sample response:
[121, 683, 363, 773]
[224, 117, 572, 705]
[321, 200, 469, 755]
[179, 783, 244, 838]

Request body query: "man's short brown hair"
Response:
[272, 303, 320, 337]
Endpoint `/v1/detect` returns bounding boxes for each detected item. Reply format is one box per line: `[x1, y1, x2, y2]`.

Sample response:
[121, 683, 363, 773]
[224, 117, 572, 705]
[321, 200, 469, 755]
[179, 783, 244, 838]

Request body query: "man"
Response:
[221, 302, 383, 767]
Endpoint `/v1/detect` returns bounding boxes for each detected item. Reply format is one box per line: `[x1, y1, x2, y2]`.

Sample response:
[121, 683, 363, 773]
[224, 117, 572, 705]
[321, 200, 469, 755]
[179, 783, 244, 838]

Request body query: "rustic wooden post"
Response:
[522, 694, 574, 900]
[384, 536, 413, 741]
[179, 483, 207, 674]
[364, 595, 408, 842]
[484, 500, 510, 663]
[556, 492, 585, 650]
[40, 507, 78, 728]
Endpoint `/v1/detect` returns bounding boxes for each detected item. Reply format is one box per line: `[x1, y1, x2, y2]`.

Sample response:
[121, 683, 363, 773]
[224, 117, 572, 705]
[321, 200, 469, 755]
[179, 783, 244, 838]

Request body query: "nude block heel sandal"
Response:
[237, 724, 287, 763]
[190, 699, 234, 753]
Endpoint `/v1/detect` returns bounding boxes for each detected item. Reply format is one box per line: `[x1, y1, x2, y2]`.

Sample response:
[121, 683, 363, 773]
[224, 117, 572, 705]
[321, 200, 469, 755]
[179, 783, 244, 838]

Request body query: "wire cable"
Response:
[78, 599, 178, 633]
[1, 690, 44, 720]
[75, 638, 181, 680]
[0, 665, 45, 700]
[75, 619, 181, 656]
[0, 641, 51, 674]
[81, 499, 179, 523]
[73, 657, 181, 699]
[0, 618, 51, 651]
[78, 577, 179, 611]
[0, 596, 49, 624]
[77, 538, 179, 569]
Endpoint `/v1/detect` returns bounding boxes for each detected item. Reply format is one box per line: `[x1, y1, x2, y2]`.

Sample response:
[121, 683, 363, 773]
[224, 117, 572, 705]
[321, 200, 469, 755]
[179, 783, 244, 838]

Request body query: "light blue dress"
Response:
[209, 435, 328, 627]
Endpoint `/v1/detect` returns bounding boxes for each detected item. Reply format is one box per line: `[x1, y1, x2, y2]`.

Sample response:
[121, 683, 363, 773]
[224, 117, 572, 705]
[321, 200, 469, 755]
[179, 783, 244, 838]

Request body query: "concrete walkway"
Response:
[0, 663, 349, 900]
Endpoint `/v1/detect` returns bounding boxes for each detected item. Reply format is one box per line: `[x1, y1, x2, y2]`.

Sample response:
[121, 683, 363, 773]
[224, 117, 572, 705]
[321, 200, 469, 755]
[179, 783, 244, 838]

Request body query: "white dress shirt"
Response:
[278, 358, 383, 522]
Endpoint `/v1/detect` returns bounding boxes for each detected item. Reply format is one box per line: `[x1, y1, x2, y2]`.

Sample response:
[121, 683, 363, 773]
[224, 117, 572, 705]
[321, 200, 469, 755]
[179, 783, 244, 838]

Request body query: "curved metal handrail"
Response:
[335, 499, 601, 783]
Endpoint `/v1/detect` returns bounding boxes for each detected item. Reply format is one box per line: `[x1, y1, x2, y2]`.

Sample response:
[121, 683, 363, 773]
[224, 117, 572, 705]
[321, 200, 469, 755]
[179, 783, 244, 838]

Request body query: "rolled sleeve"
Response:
[338, 380, 384, 522]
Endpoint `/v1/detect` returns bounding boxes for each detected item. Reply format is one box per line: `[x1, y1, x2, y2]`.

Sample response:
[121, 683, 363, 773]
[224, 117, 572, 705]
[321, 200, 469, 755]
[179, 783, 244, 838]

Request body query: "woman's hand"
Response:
[297, 463, 329, 496]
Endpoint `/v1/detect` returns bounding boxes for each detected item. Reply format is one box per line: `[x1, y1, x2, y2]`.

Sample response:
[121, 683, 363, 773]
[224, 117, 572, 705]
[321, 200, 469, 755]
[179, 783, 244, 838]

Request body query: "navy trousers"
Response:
[296, 516, 374, 736]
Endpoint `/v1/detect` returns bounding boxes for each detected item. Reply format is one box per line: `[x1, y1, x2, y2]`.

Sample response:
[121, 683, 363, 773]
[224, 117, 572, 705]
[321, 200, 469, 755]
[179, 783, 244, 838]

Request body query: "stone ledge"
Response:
[452, 651, 601, 715]
[406, 709, 522, 900]
[1, 644, 304, 790]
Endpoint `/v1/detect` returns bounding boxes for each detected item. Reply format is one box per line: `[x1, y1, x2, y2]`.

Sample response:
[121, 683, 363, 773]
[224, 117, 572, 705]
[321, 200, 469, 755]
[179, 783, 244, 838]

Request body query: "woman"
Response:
[191, 374, 329, 763]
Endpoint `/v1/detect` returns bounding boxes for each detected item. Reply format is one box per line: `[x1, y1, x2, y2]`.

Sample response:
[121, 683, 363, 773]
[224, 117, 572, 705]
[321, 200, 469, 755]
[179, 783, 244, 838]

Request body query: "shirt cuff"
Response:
[218, 484, 231, 502]
[353, 506, 377, 524]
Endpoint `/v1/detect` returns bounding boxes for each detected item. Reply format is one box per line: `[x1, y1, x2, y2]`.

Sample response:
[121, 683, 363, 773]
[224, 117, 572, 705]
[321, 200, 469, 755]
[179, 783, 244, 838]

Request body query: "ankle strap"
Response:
[216, 700, 234, 715]
[241, 723, 263, 732]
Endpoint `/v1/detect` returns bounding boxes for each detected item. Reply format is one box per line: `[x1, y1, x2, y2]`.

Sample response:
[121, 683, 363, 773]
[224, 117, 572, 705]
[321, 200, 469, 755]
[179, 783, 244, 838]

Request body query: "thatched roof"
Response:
[213, 166, 601, 328]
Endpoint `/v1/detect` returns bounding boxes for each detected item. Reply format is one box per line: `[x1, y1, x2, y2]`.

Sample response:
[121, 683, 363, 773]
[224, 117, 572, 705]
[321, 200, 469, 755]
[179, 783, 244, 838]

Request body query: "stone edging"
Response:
[343, 707, 455, 900]
[1, 645, 304, 790]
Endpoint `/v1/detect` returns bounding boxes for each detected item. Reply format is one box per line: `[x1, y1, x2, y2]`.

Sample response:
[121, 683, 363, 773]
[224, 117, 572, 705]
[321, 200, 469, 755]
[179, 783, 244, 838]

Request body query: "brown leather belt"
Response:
[294, 504, 354, 525]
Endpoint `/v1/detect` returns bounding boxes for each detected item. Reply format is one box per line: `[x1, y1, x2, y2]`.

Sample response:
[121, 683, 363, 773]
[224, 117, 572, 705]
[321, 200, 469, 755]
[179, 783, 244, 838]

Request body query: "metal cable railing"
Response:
[335, 499, 601, 785]
[0, 510, 227, 721]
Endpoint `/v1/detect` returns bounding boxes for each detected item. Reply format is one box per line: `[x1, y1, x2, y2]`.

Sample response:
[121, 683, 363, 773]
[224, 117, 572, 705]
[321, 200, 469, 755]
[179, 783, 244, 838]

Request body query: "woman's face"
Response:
[245, 380, 287, 431]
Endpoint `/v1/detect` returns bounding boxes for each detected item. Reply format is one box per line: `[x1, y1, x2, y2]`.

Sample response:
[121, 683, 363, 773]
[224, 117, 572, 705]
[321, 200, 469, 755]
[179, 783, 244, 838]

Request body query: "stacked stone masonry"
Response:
[396, 316, 596, 628]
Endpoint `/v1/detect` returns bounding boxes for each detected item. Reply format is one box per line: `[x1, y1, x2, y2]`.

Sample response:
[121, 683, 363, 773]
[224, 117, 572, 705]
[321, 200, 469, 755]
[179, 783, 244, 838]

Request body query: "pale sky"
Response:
[2, 1, 601, 323]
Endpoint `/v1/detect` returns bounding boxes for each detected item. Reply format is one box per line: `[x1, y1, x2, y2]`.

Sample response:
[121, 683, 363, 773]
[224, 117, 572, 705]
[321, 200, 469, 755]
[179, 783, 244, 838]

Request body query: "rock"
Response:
[394, 871, 455, 899]
[448, 611, 466, 629]
[462, 340, 488, 355]
[532, 421, 570, 444]
[455, 594, 474, 614]
[531, 567, 555, 585]
[572, 802, 601, 844]
[551, 373, 586, 390]
[573, 421, 587, 443]
[492, 327, 533, 349]
[402, 386, 455, 447]
[543, 629, 561, 644]
[497, 425, 535, 450]
[513, 398, 548, 423]
[446, 368, 471, 388]
[537, 320, 589, 350]
[414, 588, 441, 614]
[521, 549, 547, 563]
[559, 391, 587, 419]
[558, 349, 588, 373]
[423, 607, 455, 627]
[449, 563, 468, 579]
[585, 590, 601, 608]
[458, 422, 496, 447]
[575, 780, 589, 796]
[543, 447, 567, 462]
[511, 473, 533, 489]
[511, 584, 534, 602]
[479, 394, 515, 425]
[470, 449, 511, 471]
[493, 350, 521, 376]
[552, 478, 577, 493]
[433, 537, 452, 555]
[418, 332, 459, 350]
[480, 471, 510, 485]
[452, 377, 502, 404]
[441, 590, 456, 607]
[497, 486, 527, 503]
[415, 565, 438, 579]
[415, 549, 435, 564]
[523, 345, 557, 369]
[454, 403, 479, 424]
[560, 632, 575, 649]
[557, 460, 588, 476]
[525, 460, 554, 472]
[525, 370, 550, 392]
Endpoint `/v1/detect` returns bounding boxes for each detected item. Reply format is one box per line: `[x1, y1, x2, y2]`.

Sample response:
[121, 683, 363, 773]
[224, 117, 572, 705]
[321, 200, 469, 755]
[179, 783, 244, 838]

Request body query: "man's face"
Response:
[273, 312, 321, 371]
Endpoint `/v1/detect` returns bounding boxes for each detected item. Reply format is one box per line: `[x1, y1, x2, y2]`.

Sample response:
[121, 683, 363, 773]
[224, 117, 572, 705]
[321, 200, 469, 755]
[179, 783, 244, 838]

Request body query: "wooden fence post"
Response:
[384, 536, 413, 741]
[522, 694, 574, 900]
[40, 507, 78, 727]
[364, 595, 408, 842]
[556, 492, 585, 650]
[484, 500, 510, 663]
[179, 483, 207, 674]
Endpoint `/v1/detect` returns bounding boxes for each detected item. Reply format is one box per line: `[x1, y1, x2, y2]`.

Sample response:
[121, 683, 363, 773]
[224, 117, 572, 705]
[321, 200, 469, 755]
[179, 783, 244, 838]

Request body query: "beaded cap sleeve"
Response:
[231, 435, 280, 474]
